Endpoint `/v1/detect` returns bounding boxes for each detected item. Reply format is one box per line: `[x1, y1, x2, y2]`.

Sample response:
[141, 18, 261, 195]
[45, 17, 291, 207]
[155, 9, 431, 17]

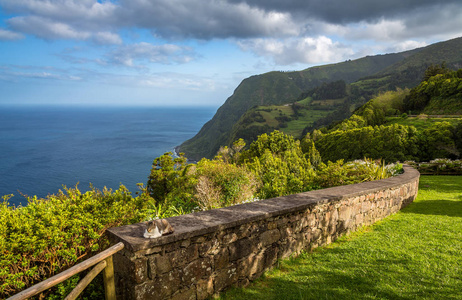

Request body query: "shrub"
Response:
[147, 152, 257, 212]
[241, 131, 316, 199]
[0, 186, 154, 298]
[195, 159, 257, 210]
[316, 159, 403, 188]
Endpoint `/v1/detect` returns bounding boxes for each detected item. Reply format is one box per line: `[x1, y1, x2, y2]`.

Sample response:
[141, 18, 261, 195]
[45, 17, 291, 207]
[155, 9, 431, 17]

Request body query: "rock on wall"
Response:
[107, 165, 419, 300]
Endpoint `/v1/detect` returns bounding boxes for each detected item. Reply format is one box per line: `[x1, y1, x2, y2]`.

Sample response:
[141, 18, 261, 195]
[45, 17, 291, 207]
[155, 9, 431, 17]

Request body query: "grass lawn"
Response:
[219, 176, 462, 300]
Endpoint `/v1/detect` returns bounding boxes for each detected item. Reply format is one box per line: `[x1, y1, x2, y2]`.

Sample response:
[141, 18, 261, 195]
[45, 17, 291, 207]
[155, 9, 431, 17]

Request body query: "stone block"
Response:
[133, 281, 157, 300]
[182, 258, 212, 285]
[149, 271, 179, 299]
[171, 244, 199, 268]
[222, 232, 238, 244]
[249, 223, 267, 235]
[306, 213, 316, 227]
[214, 247, 230, 269]
[264, 246, 279, 267]
[280, 225, 293, 240]
[113, 253, 148, 284]
[171, 288, 196, 300]
[361, 201, 371, 214]
[260, 229, 281, 247]
[229, 238, 255, 261]
[163, 241, 181, 253]
[214, 264, 238, 291]
[181, 239, 191, 248]
[355, 213, 364, 226]
[196, 277, 214, 300]
[198, 239, 220, 257]
[150, 254, 172, 275]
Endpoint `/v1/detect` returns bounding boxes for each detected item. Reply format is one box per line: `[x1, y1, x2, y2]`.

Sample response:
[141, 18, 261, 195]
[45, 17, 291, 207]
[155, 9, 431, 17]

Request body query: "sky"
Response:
[0, 0, 461, 107]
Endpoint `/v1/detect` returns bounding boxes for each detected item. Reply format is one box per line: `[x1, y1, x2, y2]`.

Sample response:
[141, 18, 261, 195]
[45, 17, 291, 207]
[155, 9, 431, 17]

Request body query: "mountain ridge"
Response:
[179, 37, 462, 160]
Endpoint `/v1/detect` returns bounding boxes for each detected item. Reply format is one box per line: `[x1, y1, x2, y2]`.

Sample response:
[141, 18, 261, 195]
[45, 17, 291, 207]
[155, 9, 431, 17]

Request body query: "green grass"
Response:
[297, 97, 312, 106]
[219, 176, 462, 300]
[283, 110, 331, 137]
[245, 105, 334, 138]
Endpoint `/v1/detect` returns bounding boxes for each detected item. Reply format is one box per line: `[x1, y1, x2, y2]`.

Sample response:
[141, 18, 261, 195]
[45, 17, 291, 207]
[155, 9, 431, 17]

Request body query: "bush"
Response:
[147, 152, 257, 212]
[316, 159, 403, 188]
[0, 186, 154, 298]
[195, 159, 257, 210]
[241, 131, 316, 199]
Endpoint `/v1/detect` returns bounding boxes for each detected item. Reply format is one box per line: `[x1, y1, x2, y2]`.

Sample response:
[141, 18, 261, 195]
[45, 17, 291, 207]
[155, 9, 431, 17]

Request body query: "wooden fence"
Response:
[7, 242, 124, 300]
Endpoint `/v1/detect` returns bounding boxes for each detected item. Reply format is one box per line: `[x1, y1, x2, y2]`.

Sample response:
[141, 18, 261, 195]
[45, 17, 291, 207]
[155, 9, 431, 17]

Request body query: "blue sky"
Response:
[0, 0, 461, 107]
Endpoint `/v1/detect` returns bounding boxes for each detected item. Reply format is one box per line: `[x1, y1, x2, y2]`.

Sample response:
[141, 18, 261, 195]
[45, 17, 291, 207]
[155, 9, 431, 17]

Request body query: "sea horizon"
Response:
[0, 105, 217, 207]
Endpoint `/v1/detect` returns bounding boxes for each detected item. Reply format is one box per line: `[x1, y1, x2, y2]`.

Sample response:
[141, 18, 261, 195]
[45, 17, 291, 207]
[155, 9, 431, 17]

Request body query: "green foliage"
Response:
[146, 152, 196, 206]
[245, 147, 315, 199]
[403, 68, 462, 114]
[334, 89, 409, 130]
[455, 121, 462, 155]
[315, 124, 419, 163]
[419, 121, 458, 160]
[315, 159, 402, 188]
[195, 159, 257, 210]
[147, 151, 257, 212]
[302, 80, 347, 100]
[0, 185, 154, 298]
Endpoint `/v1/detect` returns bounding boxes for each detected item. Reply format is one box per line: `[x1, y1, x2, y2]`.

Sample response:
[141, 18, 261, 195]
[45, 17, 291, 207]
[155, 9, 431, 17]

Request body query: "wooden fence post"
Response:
[103, 255, 117, 300]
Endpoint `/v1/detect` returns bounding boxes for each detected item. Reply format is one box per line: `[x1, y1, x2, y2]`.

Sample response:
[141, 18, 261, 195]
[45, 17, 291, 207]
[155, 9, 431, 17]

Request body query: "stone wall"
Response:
[107, 165, 419, 300]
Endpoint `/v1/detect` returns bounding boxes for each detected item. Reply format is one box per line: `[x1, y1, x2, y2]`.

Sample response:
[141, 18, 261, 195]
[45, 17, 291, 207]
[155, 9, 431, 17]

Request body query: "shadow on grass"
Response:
[224, 260, 462, 300]
[402, 200, 462, 218]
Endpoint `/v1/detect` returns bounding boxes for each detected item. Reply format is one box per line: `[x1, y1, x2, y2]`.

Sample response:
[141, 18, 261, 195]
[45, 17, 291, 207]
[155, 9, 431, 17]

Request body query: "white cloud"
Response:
[1, 0, 462, 70]
[9, 16, 91, 40]
[138, 73, 217, 91]
[344, 19, 406, 42]
[0, 0, 117, 30]
[392, 40, 428, 52]
[116, 0, 299, 39]
[8, 16, 123, 44]
[0, 65, 83, 82]
[93, 32, 122, 45]
[107, 42, 197, 67]
[238, 36, 354, 65]
[0, 28, 24, 40]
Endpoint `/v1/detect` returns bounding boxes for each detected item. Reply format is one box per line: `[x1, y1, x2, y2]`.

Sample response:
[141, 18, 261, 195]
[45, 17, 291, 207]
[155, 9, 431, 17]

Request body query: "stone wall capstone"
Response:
[107, 165, 419, 300]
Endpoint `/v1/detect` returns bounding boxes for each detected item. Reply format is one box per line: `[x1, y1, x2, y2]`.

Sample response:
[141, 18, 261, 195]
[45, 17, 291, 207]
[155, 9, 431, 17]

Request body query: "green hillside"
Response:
[228, 81, 352, 144]
[179, 53, 413, 160]
[312, 69, 462, 163]
[179, 37, 462, 160]
[352, 37, 462, 96]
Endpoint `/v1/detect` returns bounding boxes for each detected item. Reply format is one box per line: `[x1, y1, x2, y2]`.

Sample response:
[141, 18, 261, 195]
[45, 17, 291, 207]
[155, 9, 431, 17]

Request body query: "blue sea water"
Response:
[0, 106, 216, 207]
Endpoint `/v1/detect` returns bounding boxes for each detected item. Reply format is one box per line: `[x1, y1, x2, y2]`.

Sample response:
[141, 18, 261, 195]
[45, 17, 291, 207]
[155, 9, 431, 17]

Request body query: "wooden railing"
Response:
[7, 242, 124, 300]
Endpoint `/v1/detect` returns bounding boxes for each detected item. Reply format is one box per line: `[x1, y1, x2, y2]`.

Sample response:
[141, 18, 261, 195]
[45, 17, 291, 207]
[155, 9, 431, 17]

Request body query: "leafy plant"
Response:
[0, 185, 154, 298]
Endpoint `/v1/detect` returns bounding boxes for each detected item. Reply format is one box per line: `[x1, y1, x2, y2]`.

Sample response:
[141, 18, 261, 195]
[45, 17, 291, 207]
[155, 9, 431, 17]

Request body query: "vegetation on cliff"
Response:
[311, 69, 462, 163]
[180, 37, 462, 160]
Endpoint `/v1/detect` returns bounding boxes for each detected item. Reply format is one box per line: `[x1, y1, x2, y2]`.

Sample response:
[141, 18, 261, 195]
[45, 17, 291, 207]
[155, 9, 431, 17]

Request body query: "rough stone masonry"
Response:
[107, 165, 420, 300]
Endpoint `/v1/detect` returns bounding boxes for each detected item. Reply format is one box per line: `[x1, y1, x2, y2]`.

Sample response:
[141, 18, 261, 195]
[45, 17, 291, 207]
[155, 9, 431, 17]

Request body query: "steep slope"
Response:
[179, 53, 412, 160]
[180, 37, 462, 160]
[352, 37, 462, 95]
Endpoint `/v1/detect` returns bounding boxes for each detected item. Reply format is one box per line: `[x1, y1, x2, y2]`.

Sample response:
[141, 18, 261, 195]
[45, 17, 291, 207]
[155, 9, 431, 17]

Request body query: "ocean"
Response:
[0, 106, 216, 207]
